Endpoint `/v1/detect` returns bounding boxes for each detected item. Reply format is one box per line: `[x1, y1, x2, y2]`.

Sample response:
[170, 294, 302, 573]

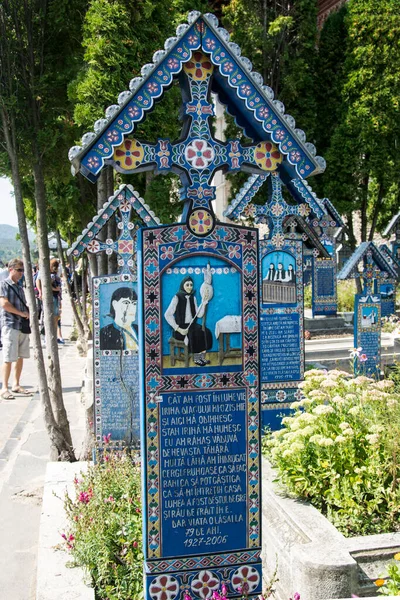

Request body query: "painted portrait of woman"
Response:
[164, 275, 212, 366]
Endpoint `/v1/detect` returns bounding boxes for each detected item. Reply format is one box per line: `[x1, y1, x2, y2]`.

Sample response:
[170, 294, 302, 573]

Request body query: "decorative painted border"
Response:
[92, 272, 136, 448]
[146, 549, 261, 574]
[140, 223, 260, 560]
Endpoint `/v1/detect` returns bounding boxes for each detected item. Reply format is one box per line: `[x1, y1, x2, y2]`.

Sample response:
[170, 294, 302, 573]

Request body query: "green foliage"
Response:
[375, 554, 400, 595]
[264, 369, 400, 536]
[303, 280, 355, 311]
[336, 280, 356, 312]
[315, 0, 400, 236]
[63, 449, 143, 600]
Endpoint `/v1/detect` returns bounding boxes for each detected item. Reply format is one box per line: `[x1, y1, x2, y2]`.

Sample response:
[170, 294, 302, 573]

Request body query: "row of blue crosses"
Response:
[106, 51, 325, 238]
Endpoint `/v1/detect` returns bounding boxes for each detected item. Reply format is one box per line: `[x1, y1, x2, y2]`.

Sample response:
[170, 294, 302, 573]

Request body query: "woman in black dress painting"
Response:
[164, 276, 212, 366]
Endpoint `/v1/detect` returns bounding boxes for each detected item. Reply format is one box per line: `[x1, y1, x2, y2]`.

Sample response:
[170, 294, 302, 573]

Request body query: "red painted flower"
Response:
[189, 210, 213, 235]
[254, 141, 282, 171]
[231, 565, 260, 594]
[149, 574, 179, 600]
[190, 570, 219, 599]
[185, 139, 215, 169]
[113, 138, 144, 170]
[184, 51, 213, 80]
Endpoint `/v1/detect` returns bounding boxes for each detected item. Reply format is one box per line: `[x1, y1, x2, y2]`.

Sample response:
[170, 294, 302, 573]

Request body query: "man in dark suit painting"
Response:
[100, 287, 138, 351]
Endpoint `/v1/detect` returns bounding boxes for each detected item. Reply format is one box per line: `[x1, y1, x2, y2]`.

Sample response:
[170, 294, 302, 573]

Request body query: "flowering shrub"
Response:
[263, 369, 400, 536]
[63, 449, 143, 600]
[375, 553, 400, 595]
[382, 315, 399, 334]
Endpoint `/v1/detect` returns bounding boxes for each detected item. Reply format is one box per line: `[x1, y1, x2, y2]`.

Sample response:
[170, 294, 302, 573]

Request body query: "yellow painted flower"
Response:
[375, 579, 385, 587]
[394, 553, 400, 561]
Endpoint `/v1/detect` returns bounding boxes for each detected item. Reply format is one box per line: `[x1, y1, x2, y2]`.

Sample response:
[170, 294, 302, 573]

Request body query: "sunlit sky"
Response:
[0, 177, 18, 228]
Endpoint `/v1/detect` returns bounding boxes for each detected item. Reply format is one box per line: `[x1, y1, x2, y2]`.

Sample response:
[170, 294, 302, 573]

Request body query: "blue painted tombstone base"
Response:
[354, 293, 381, 378]
[93, 274, 140, 450]
[138, 223, 262, 599]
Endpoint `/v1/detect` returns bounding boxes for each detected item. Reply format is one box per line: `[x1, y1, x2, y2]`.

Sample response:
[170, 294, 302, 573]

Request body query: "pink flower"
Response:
[103, 433, 111, 444]
[359, 354, 368, 363]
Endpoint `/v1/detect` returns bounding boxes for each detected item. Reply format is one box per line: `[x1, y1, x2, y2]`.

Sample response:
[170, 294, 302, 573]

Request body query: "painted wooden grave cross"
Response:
[384, 212, 400, 264]
[225, 172, 329, 429]
[68, 184, 160, 450]
[68, 10, 328, 599]
[337, 242, 397, 377]
[378, 244, 399, 318]
[310, 198, 345, 316]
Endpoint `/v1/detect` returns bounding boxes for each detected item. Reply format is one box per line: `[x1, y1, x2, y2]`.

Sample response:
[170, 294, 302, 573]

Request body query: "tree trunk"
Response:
[31, 144, 75, 459]
[346, 212, 357, 250]
[368, 182, 384, 241]
[97, 169, 108, 276]
[0, 105, 75, 461]
[360, 167, 370, 242]
[55, 230, 87, 355]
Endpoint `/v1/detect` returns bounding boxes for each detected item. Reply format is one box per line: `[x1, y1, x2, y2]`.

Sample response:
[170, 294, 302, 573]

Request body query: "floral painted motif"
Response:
[228, 244, 241, 260]
[298, 203, 311, 217]
[185, 139, 215, 169]
[188, 210, 213, 235]
[270, 203, 284, 217]
[271, 232, 285, 248]
[87, 239, 101, 254]
[114, 138, 144, 170]
[275, 390, 287, 402]
[190, 570, 220, 598]
[149, 574, 179, 600]
[231, 565, 260, 593]
[254, 141, 282, 171]
[161, 246, 174, 261]
[184, 52, 213, 81]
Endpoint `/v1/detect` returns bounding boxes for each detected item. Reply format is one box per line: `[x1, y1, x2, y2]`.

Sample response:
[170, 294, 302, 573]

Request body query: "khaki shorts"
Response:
[1, 326, 30, 363]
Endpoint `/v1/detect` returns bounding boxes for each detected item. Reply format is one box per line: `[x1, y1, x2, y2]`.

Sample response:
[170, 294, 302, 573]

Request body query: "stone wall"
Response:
[262, 458, 400, 599]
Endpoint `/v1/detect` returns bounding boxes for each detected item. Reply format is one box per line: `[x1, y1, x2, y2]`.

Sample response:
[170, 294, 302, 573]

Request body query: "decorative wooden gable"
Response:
[68, 11, 325, 238]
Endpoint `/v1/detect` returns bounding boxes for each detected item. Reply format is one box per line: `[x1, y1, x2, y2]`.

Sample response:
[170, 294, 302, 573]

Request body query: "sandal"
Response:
[1, 390, 15, 400]
[11, 386, 33, 396]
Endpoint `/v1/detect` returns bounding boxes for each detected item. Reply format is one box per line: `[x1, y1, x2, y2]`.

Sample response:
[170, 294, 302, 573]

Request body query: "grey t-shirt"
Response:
[0, 277, 27, 330]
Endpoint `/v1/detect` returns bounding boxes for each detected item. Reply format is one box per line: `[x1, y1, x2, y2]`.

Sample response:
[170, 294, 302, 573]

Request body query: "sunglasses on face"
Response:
[14, 268, 24, 272]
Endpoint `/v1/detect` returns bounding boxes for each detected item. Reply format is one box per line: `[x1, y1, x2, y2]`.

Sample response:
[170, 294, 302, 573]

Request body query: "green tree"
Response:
[0, 0, 91, 460]
[317, 0, 400, 243]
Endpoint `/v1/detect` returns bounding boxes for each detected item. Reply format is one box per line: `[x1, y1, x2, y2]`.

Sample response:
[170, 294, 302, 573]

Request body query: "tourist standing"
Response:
[0, 258, 32, 399]
[36, 258, 63, 343]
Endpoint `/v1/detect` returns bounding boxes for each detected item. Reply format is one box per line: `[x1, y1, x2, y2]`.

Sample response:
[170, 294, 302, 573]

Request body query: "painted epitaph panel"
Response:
[354, 294, 381, 378]
[138, 223, 262, 599]
[259, 239, 304, 430]
[93, 274, 140, 448]
[312, 240, 338, 316]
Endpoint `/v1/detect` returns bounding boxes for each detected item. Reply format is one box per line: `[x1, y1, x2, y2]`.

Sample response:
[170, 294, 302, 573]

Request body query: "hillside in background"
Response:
[0, 224, 36, 265]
